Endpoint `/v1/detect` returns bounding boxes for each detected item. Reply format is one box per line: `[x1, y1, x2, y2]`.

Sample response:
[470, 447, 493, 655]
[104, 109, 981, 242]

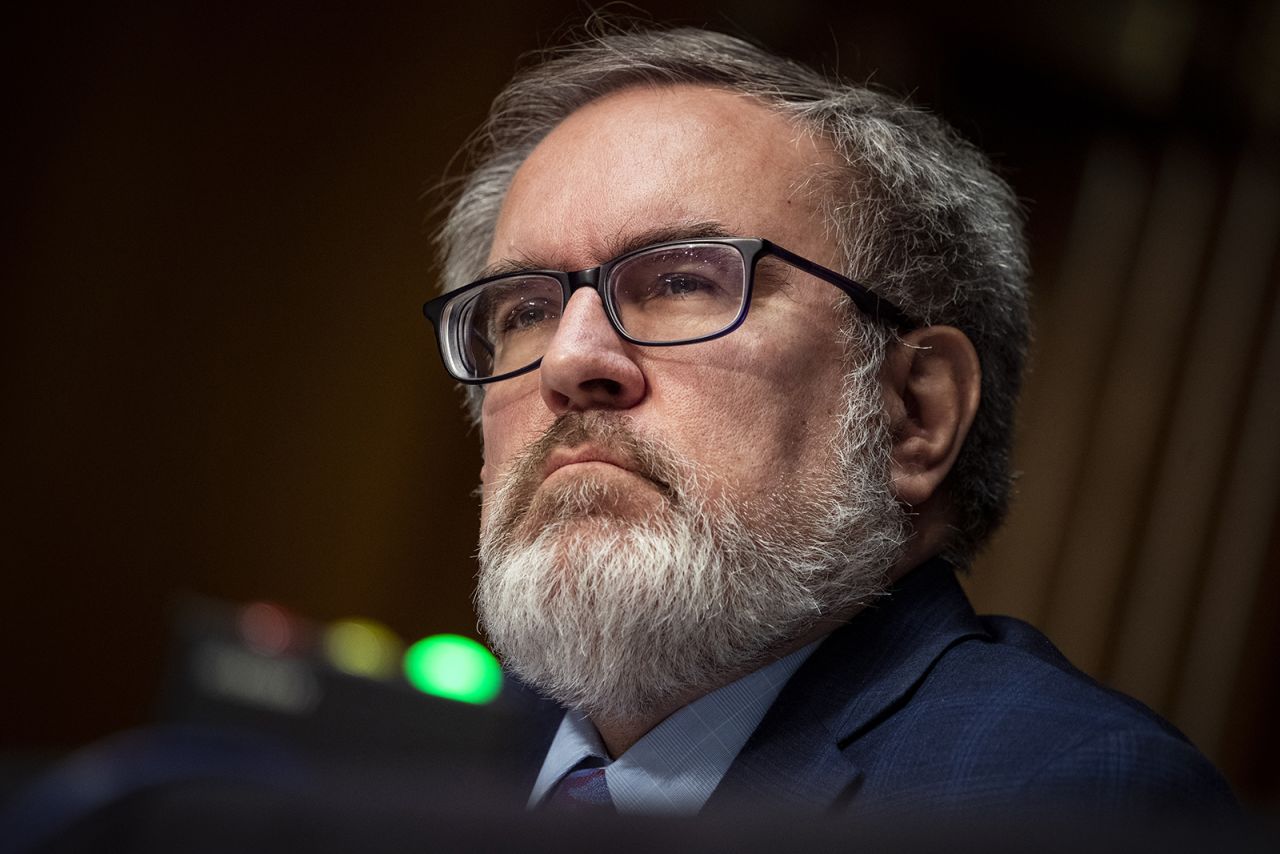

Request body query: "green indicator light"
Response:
[403, 634, 502, 704]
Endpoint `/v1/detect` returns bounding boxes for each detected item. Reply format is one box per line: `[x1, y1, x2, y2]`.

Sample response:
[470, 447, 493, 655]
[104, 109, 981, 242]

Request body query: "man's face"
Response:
[473, 85, 904, 718]
[479, 84, 850, 529]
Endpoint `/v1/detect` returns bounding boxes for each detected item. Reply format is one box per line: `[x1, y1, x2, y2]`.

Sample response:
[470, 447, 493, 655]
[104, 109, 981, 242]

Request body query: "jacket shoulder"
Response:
[846, 614, 1235, 815]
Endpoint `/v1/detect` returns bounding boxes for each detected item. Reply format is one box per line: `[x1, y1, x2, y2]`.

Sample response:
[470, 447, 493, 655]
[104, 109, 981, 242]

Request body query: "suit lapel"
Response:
[704, 559, 989, 813]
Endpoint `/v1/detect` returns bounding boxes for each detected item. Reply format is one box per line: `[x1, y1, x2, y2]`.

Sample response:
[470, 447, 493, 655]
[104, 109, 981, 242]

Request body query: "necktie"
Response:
[545, 761, 613, 812]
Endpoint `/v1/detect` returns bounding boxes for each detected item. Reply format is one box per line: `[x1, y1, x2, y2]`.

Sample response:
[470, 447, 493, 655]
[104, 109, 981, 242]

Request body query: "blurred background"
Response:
[5, 0, 1278, 808]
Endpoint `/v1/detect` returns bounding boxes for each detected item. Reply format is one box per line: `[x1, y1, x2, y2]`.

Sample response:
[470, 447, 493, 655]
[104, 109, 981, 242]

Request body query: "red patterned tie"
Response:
[545, 762, 613, 811]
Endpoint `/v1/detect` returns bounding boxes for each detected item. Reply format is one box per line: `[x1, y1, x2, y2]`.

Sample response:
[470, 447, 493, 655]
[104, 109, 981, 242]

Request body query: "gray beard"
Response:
[475, 373, 906, 722]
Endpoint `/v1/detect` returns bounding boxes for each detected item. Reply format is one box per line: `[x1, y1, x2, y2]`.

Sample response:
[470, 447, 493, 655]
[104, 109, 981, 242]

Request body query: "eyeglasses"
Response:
[422, 237, 919, 384]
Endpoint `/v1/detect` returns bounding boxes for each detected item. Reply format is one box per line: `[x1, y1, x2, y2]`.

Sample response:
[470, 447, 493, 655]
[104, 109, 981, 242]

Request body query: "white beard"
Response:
[475, 365, 906, 722]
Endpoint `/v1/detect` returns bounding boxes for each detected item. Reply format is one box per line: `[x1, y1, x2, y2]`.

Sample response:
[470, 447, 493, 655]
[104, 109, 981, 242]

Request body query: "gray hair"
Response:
[435, 26, 1031, 566]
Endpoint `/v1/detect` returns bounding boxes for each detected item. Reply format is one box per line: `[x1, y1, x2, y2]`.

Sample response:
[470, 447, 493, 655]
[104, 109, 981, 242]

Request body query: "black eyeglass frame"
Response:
[421, 237, 920, 385]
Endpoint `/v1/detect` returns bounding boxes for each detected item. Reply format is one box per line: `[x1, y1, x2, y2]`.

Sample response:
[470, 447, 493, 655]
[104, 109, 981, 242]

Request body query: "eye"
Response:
[499, 296, 559, 333]
[610, 244, 744, 312]
[628, 271, 723, 302]
[655, 272, 716, 297]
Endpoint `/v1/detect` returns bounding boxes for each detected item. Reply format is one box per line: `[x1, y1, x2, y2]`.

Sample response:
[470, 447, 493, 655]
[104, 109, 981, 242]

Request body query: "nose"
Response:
[539, 288, 646, 414]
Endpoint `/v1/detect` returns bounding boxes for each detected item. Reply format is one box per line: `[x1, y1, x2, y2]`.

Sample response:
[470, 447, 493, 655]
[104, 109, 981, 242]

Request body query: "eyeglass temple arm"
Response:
[762, 242, 920, 331]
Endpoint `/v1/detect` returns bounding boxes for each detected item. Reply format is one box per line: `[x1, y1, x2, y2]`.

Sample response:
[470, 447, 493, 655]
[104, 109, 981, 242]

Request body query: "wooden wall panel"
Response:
[1174, 247, 1280, 757]
[971, 143, 1280, 784]
[965, 141, 1152, 624]
[1043, 143, 1220, 675]
[1111, 155, 1280, 710]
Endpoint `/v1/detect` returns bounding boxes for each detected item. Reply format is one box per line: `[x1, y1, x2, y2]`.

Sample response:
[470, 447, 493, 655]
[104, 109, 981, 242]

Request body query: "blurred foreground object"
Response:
[1, 598, 554, 852]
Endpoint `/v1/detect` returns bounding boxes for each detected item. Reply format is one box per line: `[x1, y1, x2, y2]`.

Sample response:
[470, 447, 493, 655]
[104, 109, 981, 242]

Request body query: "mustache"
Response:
[483, 413, 688, 544]
[506, 412, 682, 501]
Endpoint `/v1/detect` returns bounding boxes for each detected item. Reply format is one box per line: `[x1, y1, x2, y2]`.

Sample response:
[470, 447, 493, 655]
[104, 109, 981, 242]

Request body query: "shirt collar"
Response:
[528, 638, 822, 815]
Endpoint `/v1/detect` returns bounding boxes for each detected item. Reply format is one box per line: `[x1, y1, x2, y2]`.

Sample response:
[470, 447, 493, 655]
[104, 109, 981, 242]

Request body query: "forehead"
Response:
[488, 85, 842, 271]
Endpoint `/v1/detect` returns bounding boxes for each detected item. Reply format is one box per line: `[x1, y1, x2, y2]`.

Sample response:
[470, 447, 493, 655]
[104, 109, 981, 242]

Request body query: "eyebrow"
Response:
[477, 220, 737, 280]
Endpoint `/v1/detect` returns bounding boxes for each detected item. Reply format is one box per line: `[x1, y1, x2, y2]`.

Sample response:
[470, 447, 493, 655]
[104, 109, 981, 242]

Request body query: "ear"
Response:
[879, 325, 981, 508]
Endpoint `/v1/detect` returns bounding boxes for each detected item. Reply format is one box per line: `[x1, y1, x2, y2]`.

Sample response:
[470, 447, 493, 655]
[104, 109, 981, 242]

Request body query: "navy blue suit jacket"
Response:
[697, 559, 1235, 817]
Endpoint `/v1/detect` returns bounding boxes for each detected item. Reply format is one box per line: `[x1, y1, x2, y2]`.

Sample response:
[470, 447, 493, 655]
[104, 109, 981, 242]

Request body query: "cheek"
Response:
[479, 381, 549, 487]
[729, 336, 847, 468]
[644, 347, 844, 495]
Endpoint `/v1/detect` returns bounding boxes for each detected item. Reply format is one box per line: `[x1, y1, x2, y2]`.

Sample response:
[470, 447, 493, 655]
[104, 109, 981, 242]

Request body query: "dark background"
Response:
[5, 1, 1278, 807]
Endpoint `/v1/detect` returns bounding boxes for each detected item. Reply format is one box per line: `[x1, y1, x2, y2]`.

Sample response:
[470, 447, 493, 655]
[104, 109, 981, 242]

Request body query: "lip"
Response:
[543, 446, 640, 481]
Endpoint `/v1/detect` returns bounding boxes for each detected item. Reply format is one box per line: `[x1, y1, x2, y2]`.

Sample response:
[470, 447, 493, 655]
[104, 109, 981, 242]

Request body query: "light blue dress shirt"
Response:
[528, 639, 821, 815]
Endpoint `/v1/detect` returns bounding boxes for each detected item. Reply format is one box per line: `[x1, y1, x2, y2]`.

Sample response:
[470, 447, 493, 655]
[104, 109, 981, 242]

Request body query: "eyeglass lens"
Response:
[447, 243, 748, 380]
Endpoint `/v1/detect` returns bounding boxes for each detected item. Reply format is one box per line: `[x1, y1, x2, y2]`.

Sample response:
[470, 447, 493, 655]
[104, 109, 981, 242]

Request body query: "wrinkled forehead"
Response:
[487, 84, 843, 274]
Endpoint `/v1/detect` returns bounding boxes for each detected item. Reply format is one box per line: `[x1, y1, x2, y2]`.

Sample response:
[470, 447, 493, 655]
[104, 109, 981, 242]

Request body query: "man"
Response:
[423, 26, 1233, 818]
